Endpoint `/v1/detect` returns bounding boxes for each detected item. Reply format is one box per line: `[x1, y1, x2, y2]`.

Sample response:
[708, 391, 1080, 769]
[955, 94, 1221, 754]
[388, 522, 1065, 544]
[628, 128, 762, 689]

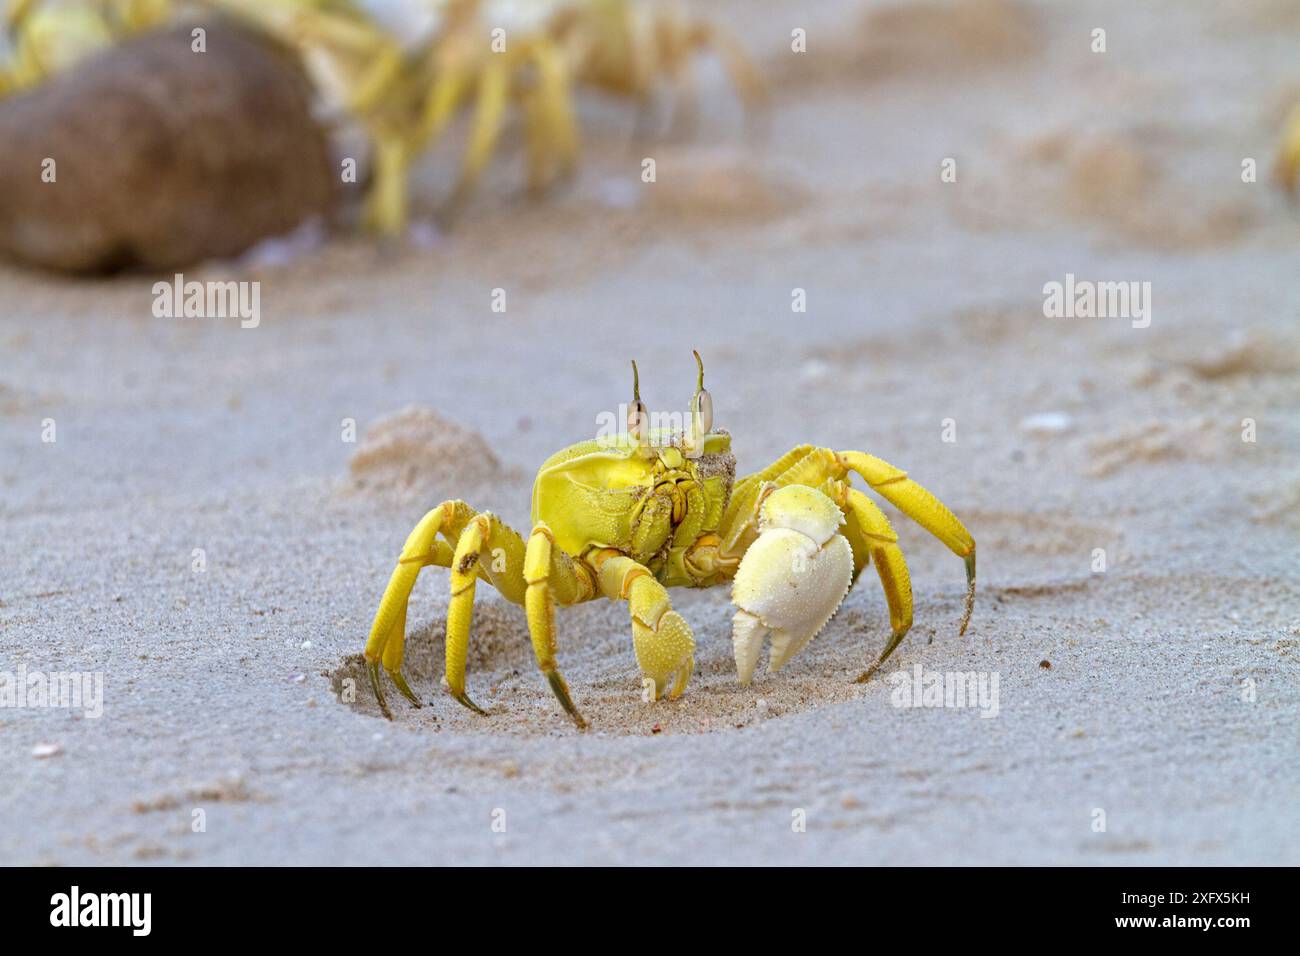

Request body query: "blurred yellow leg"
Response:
[525, 38, 578, 190]
[119, 0, 171, 33]
[413, 57, 472, 153]
[363, 136, 410, 236]
[281, 5, 403, 111]
[592, 551, 695, 702]
[837, 487, 915, 682]
[523, 523, 595, 726]
[1278, 103, 1300, 194]
[347, 45, 405, 115]
[837, 449, 976, 635]
[441, 54, 510, 222]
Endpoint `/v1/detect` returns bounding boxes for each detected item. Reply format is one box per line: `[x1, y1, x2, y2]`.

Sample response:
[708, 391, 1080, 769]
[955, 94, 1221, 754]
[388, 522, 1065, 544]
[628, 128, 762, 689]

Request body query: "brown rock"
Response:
[0, 21, 334, 273]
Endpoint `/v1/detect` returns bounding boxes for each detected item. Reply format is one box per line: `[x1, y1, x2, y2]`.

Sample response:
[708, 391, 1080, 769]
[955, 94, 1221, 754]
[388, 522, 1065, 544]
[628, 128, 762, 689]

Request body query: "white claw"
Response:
[730, 486, 853, 682]
[732, 609, 767, 686]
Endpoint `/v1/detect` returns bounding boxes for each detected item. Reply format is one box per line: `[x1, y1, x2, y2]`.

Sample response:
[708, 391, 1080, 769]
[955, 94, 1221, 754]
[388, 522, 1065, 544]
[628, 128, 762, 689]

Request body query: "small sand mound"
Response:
[1066, 137, 1155, 210]
[1044, 132, 1251, 249]
[349, 404, 502, 494]
[1175, 331, 1300, 381]
[779, 0, 1036, 87]
[648, 148, 803, 224]
[953, 129, 1255, 249]
[859, 0, 1037, 74]
[1250, 479, 1300, 532]
[1088, 418, 1228, 477]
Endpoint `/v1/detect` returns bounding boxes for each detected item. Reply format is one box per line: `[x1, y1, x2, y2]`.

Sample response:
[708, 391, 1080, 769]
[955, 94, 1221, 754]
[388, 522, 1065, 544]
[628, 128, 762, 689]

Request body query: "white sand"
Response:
[1, 0, 1297, 864]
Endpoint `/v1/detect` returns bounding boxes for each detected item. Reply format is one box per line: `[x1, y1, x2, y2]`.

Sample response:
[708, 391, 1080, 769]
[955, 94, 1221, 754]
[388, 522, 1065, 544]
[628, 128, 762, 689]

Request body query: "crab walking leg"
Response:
[363, 136, 410, 236]
[365, 500, 477, 715]
[837, 488, 915, 683]
[522, 88, 550, 194]
[523, 524, 596, 727]
[413, 55, 473, 153]
[592, 551, 696, 702]
[342, 41, 406, 116]
[441, 54, 511, 222]
[720, 444, 823, 555]
[837, 450, 976, 635]
[520, 39, 578, 192]
[444, 512, 530, 715]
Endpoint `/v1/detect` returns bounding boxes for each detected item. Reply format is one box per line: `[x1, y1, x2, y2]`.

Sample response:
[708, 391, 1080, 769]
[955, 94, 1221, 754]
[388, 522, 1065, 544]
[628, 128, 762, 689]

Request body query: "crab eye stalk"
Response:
[685, 350, 713, 457]
[628, 360, 652, 453]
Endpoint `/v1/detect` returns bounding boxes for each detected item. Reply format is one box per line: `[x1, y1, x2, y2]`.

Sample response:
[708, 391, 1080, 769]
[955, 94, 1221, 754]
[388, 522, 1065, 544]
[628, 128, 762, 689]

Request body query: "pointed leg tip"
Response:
[367, 658, 395, 720]
[546, 671, 585, 726]
[959, 587, 975, 636]
[390, 671, 423, 708]
[445, 683, 487, 716]
[666, 659, 694, 700]
[960, 550, 976, 636]
[860, 626, 909, 684]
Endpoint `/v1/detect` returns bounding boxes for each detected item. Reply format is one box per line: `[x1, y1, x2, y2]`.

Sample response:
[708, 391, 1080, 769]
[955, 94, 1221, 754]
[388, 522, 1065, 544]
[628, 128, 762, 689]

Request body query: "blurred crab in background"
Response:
[545, 0, 765, 139]
[363, 354, 977, 727]
[0, 0, 765, 234]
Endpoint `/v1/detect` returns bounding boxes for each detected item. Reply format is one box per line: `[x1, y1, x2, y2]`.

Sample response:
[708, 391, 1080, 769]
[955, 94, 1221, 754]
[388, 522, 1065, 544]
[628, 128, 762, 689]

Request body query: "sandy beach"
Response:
[1, 0, 1298, 865]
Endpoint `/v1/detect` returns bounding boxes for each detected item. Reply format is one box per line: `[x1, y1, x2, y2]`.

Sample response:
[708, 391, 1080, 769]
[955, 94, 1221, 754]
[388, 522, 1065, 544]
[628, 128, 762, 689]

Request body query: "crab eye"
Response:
[627, 398, 649, 441]
[693, 388, 713, 435]
[628, 359, 652, 450]
[685, 350, 713, 458]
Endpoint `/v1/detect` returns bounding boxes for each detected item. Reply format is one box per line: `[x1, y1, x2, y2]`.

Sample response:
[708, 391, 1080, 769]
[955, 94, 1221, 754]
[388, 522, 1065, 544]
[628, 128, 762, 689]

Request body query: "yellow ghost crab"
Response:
[363, 353, 976, 727]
